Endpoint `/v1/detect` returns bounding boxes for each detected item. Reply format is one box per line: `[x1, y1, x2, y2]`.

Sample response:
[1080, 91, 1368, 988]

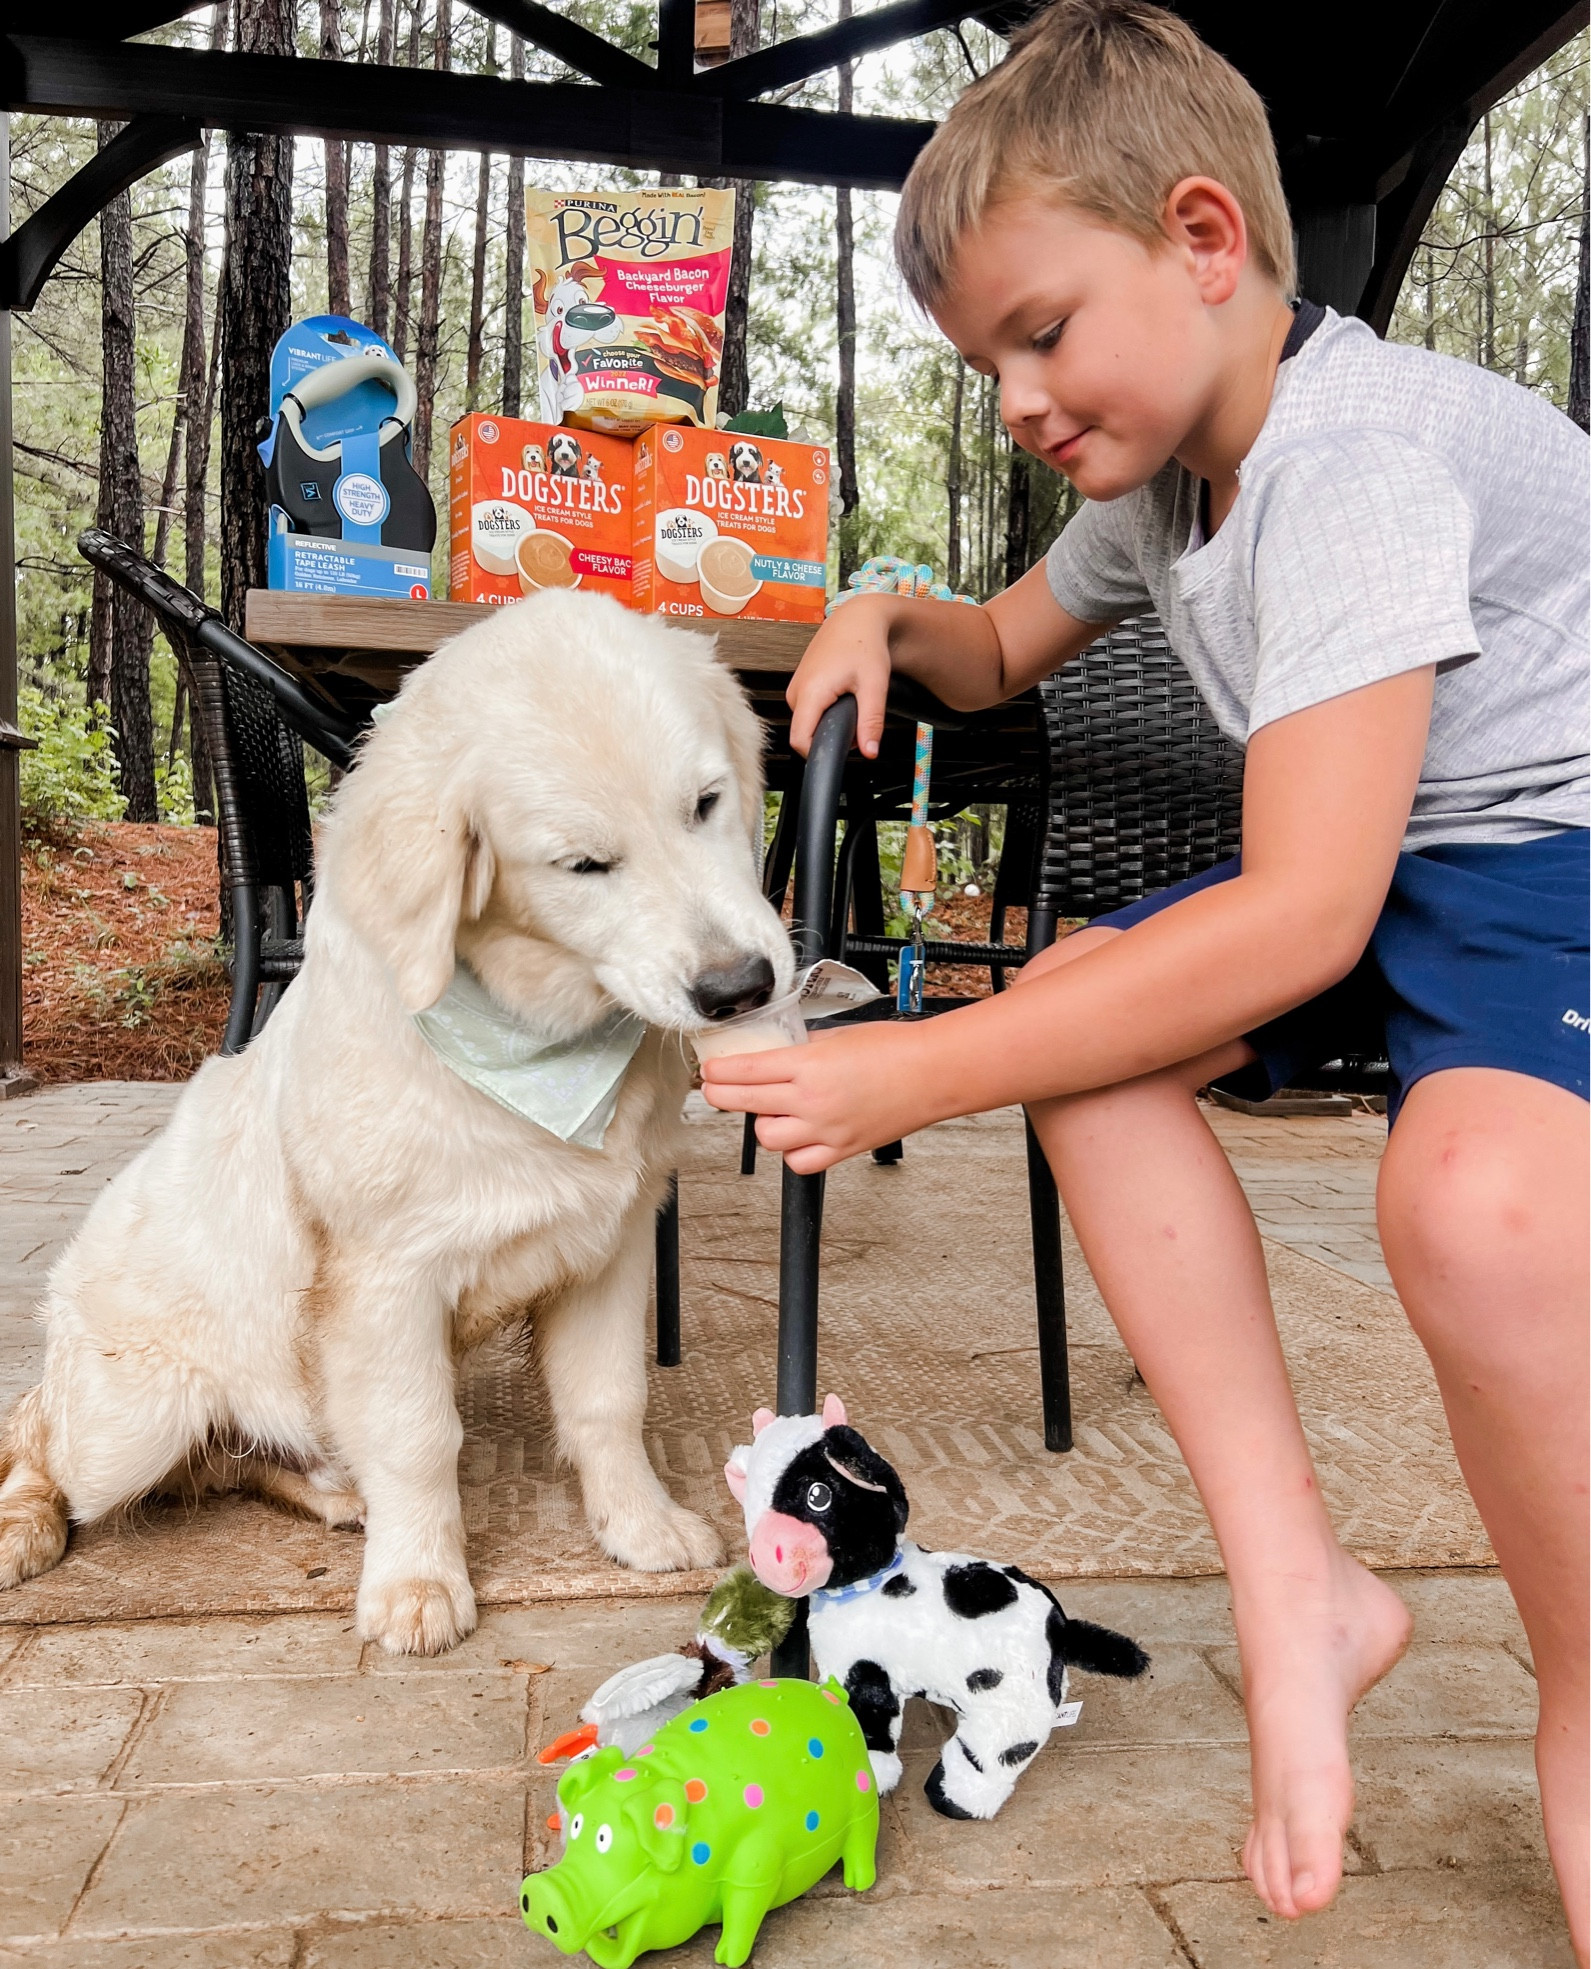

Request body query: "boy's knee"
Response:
[1379, 1109, 1553, 1291]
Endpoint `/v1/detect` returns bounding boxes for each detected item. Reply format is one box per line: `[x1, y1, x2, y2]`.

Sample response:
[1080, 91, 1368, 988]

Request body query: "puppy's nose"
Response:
[690, 955, 776, 1022]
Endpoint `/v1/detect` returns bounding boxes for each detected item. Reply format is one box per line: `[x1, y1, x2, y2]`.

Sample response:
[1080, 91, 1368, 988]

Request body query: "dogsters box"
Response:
[448, 414, 634, 605]
[631, 427, 829, 624]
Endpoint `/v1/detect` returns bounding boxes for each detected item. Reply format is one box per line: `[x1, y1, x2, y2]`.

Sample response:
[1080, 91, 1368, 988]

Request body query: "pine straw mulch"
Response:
[21, 823, 231, 1084]
[20, 827, 1022, 1085]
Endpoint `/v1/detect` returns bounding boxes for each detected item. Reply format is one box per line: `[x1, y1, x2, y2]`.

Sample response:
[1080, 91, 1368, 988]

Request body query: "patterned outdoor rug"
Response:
[0, 1099, 1490, 1625]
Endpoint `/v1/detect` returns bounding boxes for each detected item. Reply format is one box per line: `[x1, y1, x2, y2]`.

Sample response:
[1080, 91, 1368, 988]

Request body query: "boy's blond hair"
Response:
[896, 0, 1296, 307]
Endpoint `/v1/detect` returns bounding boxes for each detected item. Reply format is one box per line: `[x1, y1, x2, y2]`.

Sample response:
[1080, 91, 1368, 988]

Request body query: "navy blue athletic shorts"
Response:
[1092, 828, 1589, 1127]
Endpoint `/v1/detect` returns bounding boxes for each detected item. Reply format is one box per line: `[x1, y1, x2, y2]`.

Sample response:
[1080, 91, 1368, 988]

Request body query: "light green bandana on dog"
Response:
[414, 963, 646, 1150]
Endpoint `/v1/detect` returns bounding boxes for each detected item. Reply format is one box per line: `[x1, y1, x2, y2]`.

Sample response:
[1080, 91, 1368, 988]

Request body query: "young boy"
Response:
[701, 0, 1589, 1947]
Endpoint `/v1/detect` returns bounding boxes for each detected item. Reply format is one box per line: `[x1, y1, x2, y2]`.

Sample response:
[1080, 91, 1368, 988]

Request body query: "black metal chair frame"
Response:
[78, 530, 360, 1055]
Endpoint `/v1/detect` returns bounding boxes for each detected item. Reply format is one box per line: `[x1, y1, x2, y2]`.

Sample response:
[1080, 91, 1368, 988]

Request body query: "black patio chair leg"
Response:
[222, 879, 262, 1058]
[771, 1162, 826, 1678]
[769, 693, 855, 1680]
[1024, 1116, 1073, 1453]
[654, 1174, 681, 1367]
[740, 1113, 759, 1176]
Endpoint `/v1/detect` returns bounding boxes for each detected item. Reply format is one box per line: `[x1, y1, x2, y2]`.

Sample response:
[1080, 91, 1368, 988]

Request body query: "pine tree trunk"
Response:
[91, 133, 157, 819]
[221, 0, 296, 634]
[392, 6, 424, 362]
[187, 261, 224, 825]
[834, 0, 859, 582]
[1570, 116, 1589, 432]
[465, 24, 495, 415]
[1002, 446, 1030, 589]
[712, 0, 760, 420]
[413, 0, 451, 480]
[946, 357, 962, 590]
[367, 0, 395, 337]
[1481, 111, 1496, 372]
[501, 36, 526, 416]
[321, 0, 351, 316]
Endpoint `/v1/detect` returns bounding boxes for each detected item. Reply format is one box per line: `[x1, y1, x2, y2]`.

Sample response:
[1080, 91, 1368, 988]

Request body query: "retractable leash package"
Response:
[631, 426, 830, 624]
[260, 315, 437, 597]
[447, 414, 634, 605]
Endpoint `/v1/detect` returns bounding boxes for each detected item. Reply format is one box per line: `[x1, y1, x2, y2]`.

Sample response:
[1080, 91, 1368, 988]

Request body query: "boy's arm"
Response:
[787, 560, 1112, 758]
[707, 666, 1436, 1171]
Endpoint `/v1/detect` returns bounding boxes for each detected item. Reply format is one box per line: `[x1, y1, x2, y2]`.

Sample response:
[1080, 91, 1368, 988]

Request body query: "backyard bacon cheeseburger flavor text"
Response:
[528, 187, 734, 434]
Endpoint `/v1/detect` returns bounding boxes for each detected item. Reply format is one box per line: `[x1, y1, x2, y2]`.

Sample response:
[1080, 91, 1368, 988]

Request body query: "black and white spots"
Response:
[726, 1397, 1150, 1823]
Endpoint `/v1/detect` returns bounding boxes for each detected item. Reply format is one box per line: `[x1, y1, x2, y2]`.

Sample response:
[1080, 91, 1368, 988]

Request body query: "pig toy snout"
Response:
[748, 1509, 833, 1596]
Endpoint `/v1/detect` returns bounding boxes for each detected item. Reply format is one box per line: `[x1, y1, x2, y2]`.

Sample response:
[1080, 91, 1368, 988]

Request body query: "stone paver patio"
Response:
[0, 1086, 1570, 1966]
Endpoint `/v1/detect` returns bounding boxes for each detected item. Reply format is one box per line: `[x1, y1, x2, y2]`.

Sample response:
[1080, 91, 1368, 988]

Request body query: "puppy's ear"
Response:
[696, 658, 766, 850]
[324, 746, 495, 1014]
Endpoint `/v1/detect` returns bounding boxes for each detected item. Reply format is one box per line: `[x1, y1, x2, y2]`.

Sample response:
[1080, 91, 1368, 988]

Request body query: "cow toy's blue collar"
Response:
[811, 1548, 904, 1607]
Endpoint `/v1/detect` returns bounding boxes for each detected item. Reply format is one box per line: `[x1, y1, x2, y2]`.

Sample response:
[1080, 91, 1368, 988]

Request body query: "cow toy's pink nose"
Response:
[748, 1511, 833, 1596]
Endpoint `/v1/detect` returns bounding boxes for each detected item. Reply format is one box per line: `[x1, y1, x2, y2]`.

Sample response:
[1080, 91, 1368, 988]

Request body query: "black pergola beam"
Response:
[463, 0, 659, 89]
[695, 0, 982, 99]
[1, 37, 934, 194]
[1, 114, 200, 312]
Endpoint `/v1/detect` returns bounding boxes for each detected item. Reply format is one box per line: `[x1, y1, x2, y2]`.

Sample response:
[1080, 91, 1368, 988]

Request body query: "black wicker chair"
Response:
[77, 530, 359, 1054]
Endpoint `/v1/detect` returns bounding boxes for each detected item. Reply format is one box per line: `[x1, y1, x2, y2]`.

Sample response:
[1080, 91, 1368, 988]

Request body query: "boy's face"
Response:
[932, 192, 1233, 503]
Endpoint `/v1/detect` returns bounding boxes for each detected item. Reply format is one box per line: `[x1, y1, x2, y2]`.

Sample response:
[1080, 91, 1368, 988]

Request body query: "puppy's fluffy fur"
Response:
[0, 595, 792, 1654]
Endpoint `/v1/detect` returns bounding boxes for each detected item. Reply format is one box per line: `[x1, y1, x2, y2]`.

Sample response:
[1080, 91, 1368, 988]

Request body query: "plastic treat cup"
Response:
[517, 527, 578, 591]
[689, 961, 880, 1067]
[689, 992, 806, 1065]
[698, 535, 762, 616]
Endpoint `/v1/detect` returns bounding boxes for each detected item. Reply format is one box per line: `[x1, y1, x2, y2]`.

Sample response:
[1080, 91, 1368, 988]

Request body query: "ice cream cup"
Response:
[517, 526, 579, 592]
[698, 535, 761, 617]
[689, 991, 807, 1066]
[654, 507, 718, 584]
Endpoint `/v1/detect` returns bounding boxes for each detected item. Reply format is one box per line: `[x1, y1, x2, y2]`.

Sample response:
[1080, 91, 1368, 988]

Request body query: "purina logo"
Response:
[1563, 1008, 1591, 1032]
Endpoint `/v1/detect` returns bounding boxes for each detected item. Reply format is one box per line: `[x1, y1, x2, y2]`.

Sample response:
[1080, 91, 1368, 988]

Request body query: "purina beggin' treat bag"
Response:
[527, 188, 734, 435]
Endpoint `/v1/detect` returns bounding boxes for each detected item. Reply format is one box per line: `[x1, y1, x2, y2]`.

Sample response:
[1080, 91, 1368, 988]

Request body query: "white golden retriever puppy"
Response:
[0, 593, 793, 1654]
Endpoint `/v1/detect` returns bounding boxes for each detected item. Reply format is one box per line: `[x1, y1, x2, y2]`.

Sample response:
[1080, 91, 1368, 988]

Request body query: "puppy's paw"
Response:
[318, 1490, 367, 1533]
[598, 1499, 724, 1574]
[0, 1480, 69, 1590]
[357, 1573, 477, 1655]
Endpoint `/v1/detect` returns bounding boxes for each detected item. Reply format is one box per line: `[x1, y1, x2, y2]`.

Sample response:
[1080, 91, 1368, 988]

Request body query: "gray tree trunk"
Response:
[321, 0, 351, 316]
[1570, 117, 1589, 431]
[946, 356, 963, 590]
[501, 35, 526, 416]
[90, 129, 157, 820]
[704, 0, 759, 420]
[220, 0, 296, 632]
[413, 0, 451, 480]
[465, 23, 495, 414]
[834, 0, 858, 581]
[392, 5, 424, 361]
[367, 0, 395, 337]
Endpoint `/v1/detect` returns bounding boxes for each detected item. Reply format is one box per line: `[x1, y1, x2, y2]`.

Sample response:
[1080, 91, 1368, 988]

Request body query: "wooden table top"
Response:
[245, 590, 817, 693]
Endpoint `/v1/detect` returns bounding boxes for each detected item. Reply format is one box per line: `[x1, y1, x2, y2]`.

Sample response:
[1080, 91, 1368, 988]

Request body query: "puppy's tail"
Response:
[0, 1389, 69, 1590]
[1062, 1617, 1149, 1680]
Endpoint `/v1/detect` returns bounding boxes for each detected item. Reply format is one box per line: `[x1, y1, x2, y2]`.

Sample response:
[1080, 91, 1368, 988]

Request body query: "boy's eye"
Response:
[1033, 319, 1065, 352]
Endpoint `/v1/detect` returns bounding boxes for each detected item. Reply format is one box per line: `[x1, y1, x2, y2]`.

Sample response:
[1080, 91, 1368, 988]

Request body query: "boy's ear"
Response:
[1161, 175, 1247, 308]
[623, 1782, 690, 1873]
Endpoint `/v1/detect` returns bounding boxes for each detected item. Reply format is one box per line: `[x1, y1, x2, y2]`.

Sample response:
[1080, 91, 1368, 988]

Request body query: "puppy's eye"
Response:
[595, 1823, 613, 1854]
[564, 857, 615, 875]
[694, 790, 721, 824]
[806, 1480, 832, 1513]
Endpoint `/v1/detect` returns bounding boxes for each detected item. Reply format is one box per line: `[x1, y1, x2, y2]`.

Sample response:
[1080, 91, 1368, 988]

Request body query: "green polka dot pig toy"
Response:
[522, 1676, 879, 1966]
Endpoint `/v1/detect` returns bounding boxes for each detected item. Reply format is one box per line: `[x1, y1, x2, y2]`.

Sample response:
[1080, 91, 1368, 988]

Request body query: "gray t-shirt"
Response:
[1046, 309, 1590, 846]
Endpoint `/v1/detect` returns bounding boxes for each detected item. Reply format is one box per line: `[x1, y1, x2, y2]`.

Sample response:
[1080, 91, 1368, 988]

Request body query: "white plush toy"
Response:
[725, 1395, 1150, 1820]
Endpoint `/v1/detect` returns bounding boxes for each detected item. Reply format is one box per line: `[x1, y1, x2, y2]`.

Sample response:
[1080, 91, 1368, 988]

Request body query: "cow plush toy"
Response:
[725, 1396, 1150, 1821]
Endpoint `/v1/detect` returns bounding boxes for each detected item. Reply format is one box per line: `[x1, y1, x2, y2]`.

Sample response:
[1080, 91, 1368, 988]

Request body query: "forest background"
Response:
[9, 4, 1589, 835]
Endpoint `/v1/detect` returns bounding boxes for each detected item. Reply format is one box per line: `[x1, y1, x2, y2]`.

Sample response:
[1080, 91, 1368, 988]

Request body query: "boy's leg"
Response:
[1018, 930, 1411, 1919]
[1377, 1067, 1588, 1962]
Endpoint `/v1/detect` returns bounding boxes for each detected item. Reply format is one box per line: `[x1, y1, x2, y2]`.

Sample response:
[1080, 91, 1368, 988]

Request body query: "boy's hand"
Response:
[786, 597, 896, 758]
[700, 1023, 940, 1173]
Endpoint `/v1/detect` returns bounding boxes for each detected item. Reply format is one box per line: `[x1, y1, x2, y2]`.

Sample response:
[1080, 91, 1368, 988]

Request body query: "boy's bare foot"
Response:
[1235, 1554, 1412, 1919]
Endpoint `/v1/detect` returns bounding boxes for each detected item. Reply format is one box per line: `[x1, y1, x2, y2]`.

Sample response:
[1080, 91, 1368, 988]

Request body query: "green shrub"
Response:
[18, 686, 126, 839]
